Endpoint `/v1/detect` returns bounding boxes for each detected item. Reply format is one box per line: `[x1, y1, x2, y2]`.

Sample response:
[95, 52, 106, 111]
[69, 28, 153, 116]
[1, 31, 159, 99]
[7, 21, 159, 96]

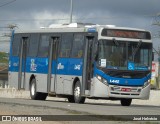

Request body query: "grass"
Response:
[0, 52, 8, 64]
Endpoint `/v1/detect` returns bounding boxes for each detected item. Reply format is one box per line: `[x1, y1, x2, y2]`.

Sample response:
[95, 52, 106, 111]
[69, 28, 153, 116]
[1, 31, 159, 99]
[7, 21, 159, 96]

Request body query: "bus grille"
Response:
[110, 85, 141, 96]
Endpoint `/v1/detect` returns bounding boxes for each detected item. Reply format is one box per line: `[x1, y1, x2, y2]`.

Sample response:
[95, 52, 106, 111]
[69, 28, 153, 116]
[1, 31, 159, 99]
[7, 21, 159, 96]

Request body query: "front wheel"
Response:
[120, 98, 132, 106]
[30, 78, 47, 100]
[67, 96, 75, 103]
[73, 81, 85, 103]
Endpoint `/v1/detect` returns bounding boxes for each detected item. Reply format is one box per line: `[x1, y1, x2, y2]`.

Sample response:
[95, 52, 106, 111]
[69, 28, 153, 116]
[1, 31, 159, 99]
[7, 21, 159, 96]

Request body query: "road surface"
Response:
[0, 97, 159, 122]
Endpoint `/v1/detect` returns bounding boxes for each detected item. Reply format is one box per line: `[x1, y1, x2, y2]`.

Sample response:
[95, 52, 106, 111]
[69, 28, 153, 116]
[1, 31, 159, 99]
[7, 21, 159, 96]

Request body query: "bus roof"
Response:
[14, 28, 87, 34]
[14, 23, 149, 34]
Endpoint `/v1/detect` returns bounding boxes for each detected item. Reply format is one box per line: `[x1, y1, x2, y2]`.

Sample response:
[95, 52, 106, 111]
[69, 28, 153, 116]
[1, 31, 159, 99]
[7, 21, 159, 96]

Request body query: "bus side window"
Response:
[28, 34, 39, 57]
[71, 34, 84, 58]
[12, 34, 21, 56]
[38, 35, 50, 57]
[59, 34, 72, 58]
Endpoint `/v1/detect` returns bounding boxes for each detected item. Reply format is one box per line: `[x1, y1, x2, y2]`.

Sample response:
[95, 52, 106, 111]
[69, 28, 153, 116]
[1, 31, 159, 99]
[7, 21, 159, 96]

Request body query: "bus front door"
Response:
[47, 37, 59, 93]
[82, 36, 95, 95]
[18, 37, 28, 90]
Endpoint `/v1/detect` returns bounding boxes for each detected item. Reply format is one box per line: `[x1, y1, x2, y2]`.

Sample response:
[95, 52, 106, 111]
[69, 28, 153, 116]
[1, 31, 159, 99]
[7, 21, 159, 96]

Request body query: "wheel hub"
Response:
[74, 86, 80, 98]
[31, 83, 35, 96]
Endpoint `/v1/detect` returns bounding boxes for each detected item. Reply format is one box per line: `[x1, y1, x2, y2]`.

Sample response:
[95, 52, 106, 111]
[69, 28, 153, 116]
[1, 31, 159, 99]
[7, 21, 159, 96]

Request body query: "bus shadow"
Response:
[45, 98, 160, 108]
[86, 102, 160, 108]
[23, 97, 160, 109]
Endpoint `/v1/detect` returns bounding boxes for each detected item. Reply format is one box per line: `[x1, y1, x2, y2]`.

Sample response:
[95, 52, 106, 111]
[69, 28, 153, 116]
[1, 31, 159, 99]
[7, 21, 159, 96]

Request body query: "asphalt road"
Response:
[0, 97, 160, 122]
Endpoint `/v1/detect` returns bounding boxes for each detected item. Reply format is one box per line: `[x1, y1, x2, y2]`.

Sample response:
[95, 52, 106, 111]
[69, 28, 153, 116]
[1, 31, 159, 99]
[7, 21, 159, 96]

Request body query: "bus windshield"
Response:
[97, 40, 152, 70]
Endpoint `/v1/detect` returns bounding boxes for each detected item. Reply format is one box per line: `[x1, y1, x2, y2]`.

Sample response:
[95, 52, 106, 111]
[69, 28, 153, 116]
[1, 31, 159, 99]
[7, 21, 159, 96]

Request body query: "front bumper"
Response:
[90, 77, 150, 100]
[109, 84, 150, 99]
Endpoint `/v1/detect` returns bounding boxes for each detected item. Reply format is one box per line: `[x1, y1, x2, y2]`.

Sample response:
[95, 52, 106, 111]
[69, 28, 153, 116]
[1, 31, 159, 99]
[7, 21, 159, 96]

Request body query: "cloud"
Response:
[0, 0, 159, 54]
[31, 11, 71, 28]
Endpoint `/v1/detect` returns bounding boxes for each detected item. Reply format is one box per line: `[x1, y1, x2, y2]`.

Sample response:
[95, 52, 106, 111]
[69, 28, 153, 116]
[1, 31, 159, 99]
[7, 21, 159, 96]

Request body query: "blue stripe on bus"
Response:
[9, 57, 83, 76]
[9, 56, 150, 86]
[57, 58, 83, 75]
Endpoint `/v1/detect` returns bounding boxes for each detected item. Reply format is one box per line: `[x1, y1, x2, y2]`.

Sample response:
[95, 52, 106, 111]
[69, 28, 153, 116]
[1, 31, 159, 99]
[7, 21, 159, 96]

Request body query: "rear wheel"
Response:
[73, 81, 85, 103]
[30, 78, 47, 100]
[120, 98, 132, 106]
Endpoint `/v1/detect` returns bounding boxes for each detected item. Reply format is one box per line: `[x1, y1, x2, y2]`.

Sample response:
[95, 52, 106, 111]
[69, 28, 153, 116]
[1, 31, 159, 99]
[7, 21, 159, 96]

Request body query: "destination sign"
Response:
[101, 29, 151, 39]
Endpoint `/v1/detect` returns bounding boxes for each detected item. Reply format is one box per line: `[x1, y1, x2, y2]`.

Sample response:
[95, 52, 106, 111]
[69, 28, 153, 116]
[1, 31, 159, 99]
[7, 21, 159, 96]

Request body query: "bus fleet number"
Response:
[110, 80, 119, 84]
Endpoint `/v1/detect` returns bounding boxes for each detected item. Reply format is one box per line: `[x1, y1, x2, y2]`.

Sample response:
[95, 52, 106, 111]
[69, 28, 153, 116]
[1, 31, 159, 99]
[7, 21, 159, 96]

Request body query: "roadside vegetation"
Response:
[0, 52, 8, 70]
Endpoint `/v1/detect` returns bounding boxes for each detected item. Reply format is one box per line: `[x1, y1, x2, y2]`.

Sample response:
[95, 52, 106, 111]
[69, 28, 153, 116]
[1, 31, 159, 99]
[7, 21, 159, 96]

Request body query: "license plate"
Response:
[121, 88, 131, 92]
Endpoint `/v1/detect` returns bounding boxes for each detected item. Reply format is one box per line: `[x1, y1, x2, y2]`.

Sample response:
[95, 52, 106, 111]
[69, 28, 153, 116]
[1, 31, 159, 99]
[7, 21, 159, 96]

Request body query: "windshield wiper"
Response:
[132, 40, 142, 60]
[113, 38, 119, 46]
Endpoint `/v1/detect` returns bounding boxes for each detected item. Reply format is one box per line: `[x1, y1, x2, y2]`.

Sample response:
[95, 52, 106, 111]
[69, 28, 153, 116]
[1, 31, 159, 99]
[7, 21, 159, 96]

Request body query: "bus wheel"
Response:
[30, 78, 47, 100]
[73, 81, 85, 104]
[67, 96, 75, 103]
[120, 98, 132, 106]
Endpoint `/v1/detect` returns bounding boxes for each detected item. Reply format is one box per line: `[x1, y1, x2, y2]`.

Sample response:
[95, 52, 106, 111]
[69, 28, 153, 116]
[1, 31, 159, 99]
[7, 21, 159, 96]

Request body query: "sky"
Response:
[0, 0, 160, 59]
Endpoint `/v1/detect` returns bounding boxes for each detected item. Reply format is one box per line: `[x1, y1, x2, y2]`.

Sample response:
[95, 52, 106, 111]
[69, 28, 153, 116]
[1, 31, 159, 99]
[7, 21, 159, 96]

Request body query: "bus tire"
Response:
[30, 78, 47, 100]
[73, 81, 85, 104]
[120, 98, 132, 106]
[67, 96, 75, 103]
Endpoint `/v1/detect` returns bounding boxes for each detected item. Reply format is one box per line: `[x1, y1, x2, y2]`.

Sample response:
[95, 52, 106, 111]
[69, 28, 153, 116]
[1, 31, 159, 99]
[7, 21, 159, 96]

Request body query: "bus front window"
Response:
[128, 42, 152, 69]
[98, 40, 127, 69]
[97, 40, 152, 70]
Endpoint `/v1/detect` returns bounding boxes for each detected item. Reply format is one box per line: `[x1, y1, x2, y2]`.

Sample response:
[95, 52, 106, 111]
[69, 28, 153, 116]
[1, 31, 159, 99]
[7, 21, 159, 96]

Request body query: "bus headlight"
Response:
[96, 75, 108, 86]
[143, 79, 150, 88]
[96, 75, 102, 81]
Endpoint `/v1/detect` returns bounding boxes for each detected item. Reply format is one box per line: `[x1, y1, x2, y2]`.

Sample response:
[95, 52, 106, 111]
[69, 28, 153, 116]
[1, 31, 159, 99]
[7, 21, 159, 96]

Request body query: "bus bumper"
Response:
[108, 84, 150, 100]
[90, 77, 150, 100]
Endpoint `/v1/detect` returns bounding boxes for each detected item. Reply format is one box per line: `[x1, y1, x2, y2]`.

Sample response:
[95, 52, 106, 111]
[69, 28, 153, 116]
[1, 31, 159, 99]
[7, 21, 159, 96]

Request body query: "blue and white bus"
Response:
[8, 23, 152, 106]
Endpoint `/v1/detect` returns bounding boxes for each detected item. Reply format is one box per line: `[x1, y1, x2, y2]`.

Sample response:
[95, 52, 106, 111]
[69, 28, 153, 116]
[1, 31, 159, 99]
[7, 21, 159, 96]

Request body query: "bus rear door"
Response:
[18, 36, 29, 90]
[47, 36, 60, 93]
